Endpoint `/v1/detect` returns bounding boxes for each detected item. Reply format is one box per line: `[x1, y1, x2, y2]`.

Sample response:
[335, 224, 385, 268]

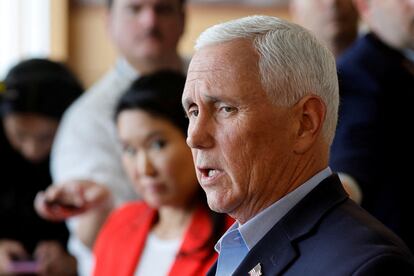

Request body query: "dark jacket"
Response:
[208, 175, 414, 275]
[330, 33, 414, 251]
[0, 123, 69, 254]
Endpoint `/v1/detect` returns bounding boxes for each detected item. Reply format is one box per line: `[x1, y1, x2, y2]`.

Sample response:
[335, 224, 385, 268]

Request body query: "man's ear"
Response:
[293, 95, 326, 154]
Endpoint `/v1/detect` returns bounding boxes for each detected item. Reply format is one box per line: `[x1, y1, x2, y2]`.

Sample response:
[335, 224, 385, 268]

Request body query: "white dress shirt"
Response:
[51, 58, 139, 276]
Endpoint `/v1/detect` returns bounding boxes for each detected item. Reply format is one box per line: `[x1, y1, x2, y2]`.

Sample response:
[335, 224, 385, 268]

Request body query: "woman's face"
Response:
[117, 109, 198, 209]
[3, 113, 58, 162]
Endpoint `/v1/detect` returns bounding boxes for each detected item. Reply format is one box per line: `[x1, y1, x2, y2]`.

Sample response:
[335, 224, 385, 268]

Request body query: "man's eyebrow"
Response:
[182, 94, 222, 110]
[204, 95, 220, 104]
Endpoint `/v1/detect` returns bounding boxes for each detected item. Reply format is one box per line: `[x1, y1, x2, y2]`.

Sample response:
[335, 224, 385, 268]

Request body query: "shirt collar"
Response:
[240, 167, 332, 249]
[215, 222, 238, 253]
[115, 58, 139, 81]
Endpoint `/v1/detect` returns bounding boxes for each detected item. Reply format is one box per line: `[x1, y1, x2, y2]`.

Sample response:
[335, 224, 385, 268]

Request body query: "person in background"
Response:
[34, 0, 187, 275]
[290, 0, 362, 204]
[37, 70, 233, 275]
[92, 70, 233, 276]
[182, 15, 414, 275]
[330, 0, 414, 252]
[0, 58, 82, 275]
[290, 0, 359, 57]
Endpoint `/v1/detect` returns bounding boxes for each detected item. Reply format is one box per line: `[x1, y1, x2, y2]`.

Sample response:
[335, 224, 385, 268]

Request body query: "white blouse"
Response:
[134, 232, 182, 276]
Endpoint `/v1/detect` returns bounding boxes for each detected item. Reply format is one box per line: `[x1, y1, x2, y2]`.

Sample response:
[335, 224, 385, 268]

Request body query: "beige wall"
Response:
[68, 3, 116, 88]
[68, 3, 290, 88]
[50, 0, 69, 61]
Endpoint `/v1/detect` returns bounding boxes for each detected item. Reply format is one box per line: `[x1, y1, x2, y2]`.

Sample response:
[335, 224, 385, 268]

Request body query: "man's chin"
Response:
[139, 49, 161, 58]
[139, 41, 164, 55]
[206, 193, 234, 214]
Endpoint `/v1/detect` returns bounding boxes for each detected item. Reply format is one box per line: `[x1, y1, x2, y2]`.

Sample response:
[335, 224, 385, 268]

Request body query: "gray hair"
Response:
[195, 15, 339, 145]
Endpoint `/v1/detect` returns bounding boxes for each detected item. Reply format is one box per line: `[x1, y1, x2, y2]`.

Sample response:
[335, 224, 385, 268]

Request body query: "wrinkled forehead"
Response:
[185, 50, 231, 87]
[182, 41, 263, 109]
[186, 40, 259, 83]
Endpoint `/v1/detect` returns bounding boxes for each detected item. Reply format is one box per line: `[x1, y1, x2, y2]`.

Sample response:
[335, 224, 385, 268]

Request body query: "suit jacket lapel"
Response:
[208, 174, 348, 276]
[234, 224, 296, 275]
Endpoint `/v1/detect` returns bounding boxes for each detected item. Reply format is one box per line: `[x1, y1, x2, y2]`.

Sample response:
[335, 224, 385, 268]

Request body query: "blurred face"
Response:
[3, 113, 58, 162]
[183, 40, 297, 223]
[291, 0, 358, 55]
[364, 0, 414, 50]
[117, 109, 198, 209]
[107, 0, 185, 64]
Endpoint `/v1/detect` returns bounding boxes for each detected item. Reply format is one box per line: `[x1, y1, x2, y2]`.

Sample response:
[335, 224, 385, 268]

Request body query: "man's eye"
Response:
[127, 4, 142, 14]
[188, 109, 199, 117]
[220, 106, 236, 113]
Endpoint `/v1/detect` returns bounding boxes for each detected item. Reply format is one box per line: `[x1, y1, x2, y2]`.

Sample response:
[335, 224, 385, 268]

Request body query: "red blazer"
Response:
[93, 202, 233, 276]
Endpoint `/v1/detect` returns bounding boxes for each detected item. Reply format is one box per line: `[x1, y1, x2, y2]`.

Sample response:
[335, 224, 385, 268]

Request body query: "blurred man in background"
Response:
[35, 0, 187, 275]
[330, 0, 414, 252]
[290, 0, 359, 57]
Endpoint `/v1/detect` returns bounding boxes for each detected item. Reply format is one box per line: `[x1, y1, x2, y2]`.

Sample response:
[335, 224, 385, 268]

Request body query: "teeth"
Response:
[208, 169, 218, 177]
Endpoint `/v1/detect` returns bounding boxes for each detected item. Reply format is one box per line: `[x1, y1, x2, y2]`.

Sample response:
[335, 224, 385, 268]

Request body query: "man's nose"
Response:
[186, 116, 214, 149]
[138, 7, 158, 29]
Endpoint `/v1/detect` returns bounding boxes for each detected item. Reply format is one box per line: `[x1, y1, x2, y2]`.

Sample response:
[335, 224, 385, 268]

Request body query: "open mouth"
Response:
[197, 167, 223, 186]
[199, 168, 220, 178]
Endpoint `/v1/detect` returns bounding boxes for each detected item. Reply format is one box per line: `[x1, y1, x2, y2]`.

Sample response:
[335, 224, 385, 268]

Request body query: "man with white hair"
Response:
[182, 15, 414, 275]
[35, 0, 187, 275]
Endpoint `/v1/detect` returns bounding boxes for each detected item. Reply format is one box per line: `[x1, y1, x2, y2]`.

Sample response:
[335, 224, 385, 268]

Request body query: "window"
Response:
[0, 0, 50, 79]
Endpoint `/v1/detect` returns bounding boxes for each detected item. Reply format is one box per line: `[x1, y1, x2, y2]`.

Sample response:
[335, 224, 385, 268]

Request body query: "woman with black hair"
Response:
[0, 58, 82, 275]
[36, 70, 232, 275]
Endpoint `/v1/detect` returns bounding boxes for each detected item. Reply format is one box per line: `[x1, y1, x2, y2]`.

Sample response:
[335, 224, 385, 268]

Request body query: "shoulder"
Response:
[61, 60, 137, 123]
[262, 177, 414, 274]
[93, 201, 152, 275]
[94, 202, 152, 249]
[351, 253, 414, 275]
[337, 34, 402, 97]
[62, 66, 122, 118]
[51, 64, 133, 164]
[337, 37, 377, 95]
[297, 199, 414, 273]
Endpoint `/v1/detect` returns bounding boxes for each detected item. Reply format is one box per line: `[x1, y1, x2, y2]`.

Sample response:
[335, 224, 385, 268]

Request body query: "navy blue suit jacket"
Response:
[330, 33, 414, 251]
[207, 175, 414, 275]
